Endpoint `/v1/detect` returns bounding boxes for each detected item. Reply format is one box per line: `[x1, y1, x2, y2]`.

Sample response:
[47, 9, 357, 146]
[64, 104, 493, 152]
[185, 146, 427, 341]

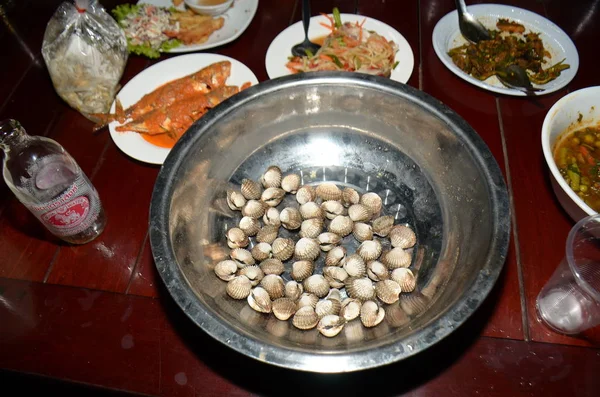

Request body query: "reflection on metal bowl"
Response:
[149, 72, 510, 372]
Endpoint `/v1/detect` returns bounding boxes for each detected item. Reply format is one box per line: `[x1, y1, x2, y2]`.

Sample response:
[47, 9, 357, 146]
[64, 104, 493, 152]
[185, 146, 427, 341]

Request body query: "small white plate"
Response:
[265, 13, 414, 83]
[138, 0, 258, 52]
[109, 53, 258, 164]
[432, 4, 579, 96]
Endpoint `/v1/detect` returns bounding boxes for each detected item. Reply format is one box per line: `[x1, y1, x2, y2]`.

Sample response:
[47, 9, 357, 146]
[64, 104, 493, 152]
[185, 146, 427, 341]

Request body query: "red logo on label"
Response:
[42, 196, 90, 229]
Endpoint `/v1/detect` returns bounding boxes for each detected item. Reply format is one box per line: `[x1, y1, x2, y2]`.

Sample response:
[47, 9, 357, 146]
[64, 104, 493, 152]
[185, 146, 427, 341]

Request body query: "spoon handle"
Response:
[302, 0, 311, 37]
[455, 0, 468, 17]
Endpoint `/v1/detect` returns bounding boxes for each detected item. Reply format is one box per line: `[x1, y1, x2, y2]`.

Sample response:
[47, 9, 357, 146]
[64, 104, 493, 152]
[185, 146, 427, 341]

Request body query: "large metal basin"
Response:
[149, 72, 510, 372]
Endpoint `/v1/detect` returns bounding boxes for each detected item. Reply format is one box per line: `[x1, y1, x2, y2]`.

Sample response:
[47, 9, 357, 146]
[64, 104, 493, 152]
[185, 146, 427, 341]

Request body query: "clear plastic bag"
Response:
[42, 0, 128, 123]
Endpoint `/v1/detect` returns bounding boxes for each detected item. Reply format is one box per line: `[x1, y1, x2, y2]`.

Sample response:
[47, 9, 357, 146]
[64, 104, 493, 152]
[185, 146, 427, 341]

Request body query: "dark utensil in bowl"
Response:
[291, 0, 321, 57]
[149, 72, 510, 372]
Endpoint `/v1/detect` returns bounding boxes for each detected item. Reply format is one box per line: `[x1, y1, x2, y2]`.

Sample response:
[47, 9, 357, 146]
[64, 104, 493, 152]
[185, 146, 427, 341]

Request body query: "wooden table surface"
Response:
[1, 0, 599, 395]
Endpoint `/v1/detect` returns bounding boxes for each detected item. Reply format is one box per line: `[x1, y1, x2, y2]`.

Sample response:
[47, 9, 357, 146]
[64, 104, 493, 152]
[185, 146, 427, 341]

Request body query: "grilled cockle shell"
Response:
[342, 187, 360, 207]
[260, 258, 285, 275]
[360, 192, 382, 217]
[292, 306, 319, 330]
[391, 268, 417, 293]
[251, 242, 272, 262]
[214, 260, 238, 281]
[239, 265, 264, 286]
[280, 207, 302, 230]
[321, 200, 345, 220]
[296, 185, 316, 204]
[381, 247, 412, 269]
[226, 189, 246, 211]
[367, 260, 389, 281]
[325, 246, 347, 267]
[353, 222, 373, 242]
[345, 277, 375, 301]
[343, 254, 366, 278]
[226, 275, 252, 299]
[299, 218, 324, 238]
[389, 225, 417, 249]
[297, 292, 319, 309]
[294, 237, 320, 261]
[372, 215, 395, 237]
[285, 280, 304, 301]
[281, 173, 301, 193]
[262, 207, 281, 227]
[299, 201, 324, 220]
[272, 237, 295, 261]
[230, 248, 255, 268]
[360, 300, 385, 327]
[242, 199, 266, 219]
[272, 297, 297, 321]
[317, 232, 342, 251]
[315, 298, 342, 318]
[261, 187, 285, 207]
[226, 227, 249, 249]
[261, 165, 282, 188]
[317, 314, 345, 337]
[323, 266, 348, 289]
[357, 240, 382, 262]
[340, 298, 361, 321]
[291, 260, 314, 281]
[260, 274, 285, 299]
[316, 182, 342, 201]
[239, 216, 260, 236]
[375, 280, 402, 304]
[348, 204, 371, 222]
[248, 286, 272, 313]
[328, 215, 353, 237]
[241, 178, 262, 200]
[256, 224, 279, 244]
[326, 288, 342, 302]
[303, 274, 330, 298]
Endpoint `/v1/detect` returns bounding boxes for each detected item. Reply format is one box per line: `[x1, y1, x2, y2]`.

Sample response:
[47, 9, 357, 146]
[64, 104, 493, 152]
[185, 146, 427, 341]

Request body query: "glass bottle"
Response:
[0, 119, 106, 244]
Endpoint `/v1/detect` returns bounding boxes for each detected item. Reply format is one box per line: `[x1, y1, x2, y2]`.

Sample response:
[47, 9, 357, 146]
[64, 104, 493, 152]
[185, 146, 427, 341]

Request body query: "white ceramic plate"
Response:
[108, 54, 258, 164]
[432, 4, 579, 96]
[265, 13, 414, 83]
[138, 0, 258, 52]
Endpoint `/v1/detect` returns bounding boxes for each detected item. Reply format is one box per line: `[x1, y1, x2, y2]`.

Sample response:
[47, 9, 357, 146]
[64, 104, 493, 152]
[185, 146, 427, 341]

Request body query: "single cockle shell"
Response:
[343, 254, 366, 278]
[296, 185, 316, 204]
[345, 277, 375, 301]
[285, 280, 304, 301]
[242, 199, 266, 219]
[248, 286, 272, 313]
[299, 218, 324, 238]
[272, 237, 295, 261]
[348, 204, 371, 222]
[389, 225, 417, 249]
[226, 275, 252, 299]
[272, 297, 297, 320]
[321, 200, 345, 220]
[340, 298, 361, 321]
[241, 178, 262, 200]
[326, 288, 342, 302]
[261, 165, 282, 188]
[226, 189, 246, 211]
[317, 314, 345, 337]
[303, 274, 330, 298]
[280, 207, 302, 230]
[323, 266, 348, 289]
[375, 279, 402, 304]
[239, 265, 264, 286]
[317, 232, 342, 251]
[391, 268, 417, 293]
[292, 306, 319, 330]
[399, 292, 429, 316]
[281, 173, 301, 193]
[360, 192, 382, 217]
[260, 258, 285, 275]
[353, 222, 373, 242]
[381, 247, 412, 269]
[367, 260, 389, 281]
[342, 187, 360, 207]
[251, 242, 272, 261]
[291, 260, 314, 281]
[262, 207, 281, 227]
[214, 260, 238, 281]
[316, 182, 342, 201]
[256, 224, 278, 244]
[230, 248, 255, 268]
[261, 187, 285, 207]
[329, 215, 353, 237]
[372, 215, 395, 237]
[299, 201, 324, 220]
[360, 300, 385, 327]
[226, 227, 249, 249]
[315, 298, 342, 318]
[325, 246, 347, 267]
[297, 292, 319, 309]
[357, 240, 382, 262]
[294, 237, 320, 261]
[260, 274, 285, 299]
[239, 216, 260, 236]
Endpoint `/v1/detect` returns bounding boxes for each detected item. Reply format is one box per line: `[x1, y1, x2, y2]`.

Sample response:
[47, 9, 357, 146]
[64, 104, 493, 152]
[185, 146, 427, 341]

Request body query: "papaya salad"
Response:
[286, 8, 399, 77]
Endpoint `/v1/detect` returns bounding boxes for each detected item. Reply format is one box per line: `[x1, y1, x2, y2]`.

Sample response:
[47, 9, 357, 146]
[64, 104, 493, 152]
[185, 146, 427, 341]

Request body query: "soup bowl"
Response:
[542, 86, 600, 221]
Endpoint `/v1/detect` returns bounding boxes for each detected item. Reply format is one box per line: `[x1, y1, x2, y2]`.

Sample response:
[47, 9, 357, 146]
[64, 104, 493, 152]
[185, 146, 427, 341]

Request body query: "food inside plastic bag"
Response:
[42, 0, 128, 123]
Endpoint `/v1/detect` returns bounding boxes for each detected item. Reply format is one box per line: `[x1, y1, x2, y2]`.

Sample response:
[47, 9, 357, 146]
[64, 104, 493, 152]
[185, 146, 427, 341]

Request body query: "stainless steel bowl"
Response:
[149, 72, 510, 372]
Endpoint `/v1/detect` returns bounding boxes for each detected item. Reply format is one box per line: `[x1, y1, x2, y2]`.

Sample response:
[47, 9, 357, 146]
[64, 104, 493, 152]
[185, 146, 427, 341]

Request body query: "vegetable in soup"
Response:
[554, 126, 600, 211]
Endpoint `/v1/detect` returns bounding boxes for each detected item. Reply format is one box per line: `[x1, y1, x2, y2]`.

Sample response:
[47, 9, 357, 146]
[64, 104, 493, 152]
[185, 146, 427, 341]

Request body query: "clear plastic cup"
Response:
[536, 214, 600, 334]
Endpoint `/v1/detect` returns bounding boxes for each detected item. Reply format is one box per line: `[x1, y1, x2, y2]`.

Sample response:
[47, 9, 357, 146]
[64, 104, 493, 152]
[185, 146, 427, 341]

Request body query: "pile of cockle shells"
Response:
[215, 165, 418, 338]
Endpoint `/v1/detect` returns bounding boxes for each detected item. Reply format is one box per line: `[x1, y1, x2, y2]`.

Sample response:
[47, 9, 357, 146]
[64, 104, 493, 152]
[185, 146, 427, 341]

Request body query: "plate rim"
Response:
[108, 53, 259, 165]
[265, 13, 415, 83]
[432, 3, 579, 96]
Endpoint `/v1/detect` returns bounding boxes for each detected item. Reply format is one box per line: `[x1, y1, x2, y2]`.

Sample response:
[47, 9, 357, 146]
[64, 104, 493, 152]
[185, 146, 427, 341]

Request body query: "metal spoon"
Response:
[291, 0, 321, 57]
[495, 64, 544, 95]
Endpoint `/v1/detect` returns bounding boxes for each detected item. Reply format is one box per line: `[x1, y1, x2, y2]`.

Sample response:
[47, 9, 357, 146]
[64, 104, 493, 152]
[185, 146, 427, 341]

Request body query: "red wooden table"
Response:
[1, 0, 599, 395]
